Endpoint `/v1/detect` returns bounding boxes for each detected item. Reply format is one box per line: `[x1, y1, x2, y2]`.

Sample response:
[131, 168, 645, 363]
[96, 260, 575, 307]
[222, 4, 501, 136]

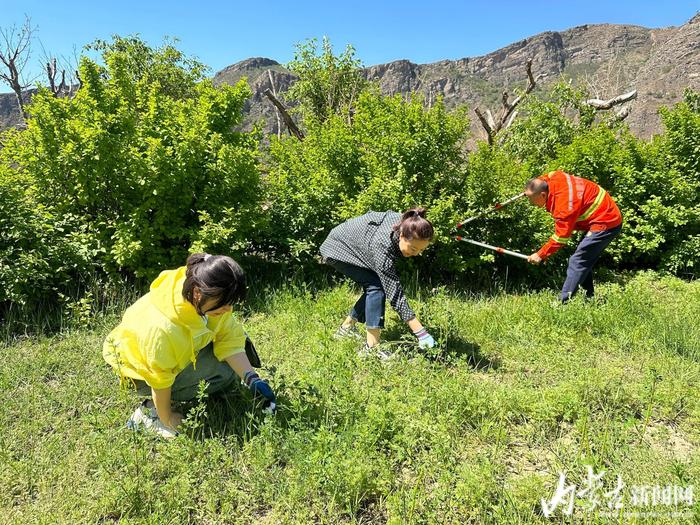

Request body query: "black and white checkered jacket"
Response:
[320, 211, 415, 322]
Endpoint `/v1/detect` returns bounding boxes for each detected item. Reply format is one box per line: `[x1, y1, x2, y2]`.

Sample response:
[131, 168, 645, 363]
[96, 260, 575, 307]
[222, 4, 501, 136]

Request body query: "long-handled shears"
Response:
[455, 191, 529, 261]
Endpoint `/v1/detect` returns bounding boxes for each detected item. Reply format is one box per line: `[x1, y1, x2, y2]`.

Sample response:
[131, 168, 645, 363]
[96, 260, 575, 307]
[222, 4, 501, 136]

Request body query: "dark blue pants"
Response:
[325, 258, 386, 329]
[560, 225, 622, 302]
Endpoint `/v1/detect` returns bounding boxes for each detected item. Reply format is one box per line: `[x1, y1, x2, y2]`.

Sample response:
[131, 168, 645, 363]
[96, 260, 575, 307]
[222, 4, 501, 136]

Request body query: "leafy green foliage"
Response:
[654, 90, 700, 274]
[1, 36, 263, 287]
[286, 37, 368, 125]
[502, 95, 577, 175]
[2, 33, 699, 314]
[0, 154, 94, 305]
[265, 89, 471, 275]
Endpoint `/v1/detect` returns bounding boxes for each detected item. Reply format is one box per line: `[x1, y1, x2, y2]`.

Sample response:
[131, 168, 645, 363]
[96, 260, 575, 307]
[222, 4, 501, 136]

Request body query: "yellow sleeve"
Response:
[141, 327, 178, 390]
[212, 314, 247, 361]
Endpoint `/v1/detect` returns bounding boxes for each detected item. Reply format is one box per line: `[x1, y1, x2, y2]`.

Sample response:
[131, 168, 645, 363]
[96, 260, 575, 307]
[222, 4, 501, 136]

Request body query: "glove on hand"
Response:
[413, 327, 436, 349]
[244, 371, 277, 413]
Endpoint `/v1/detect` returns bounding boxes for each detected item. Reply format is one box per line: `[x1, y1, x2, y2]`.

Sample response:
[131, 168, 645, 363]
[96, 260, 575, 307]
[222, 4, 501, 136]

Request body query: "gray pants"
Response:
[561, 225, 622, 302]
[134, 343, 239, 401]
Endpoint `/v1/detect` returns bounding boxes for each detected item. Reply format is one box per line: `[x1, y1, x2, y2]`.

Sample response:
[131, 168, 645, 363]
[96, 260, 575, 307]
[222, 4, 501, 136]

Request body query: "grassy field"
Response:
[1, 272, 699, 524]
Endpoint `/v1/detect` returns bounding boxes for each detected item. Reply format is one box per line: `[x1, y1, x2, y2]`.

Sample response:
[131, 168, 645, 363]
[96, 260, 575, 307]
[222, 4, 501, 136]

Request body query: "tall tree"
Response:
[286, 37, 368, 125]
[0, 16, 36, 124]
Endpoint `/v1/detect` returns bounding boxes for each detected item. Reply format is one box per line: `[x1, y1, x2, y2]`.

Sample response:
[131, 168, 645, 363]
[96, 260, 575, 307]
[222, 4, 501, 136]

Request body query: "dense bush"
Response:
[0, 153, 94, 305]
[654, 89, 700, 274]
[285, 37, 368, 125]
[2, 36, 699, 312]
[265, 89, 473, 276]
[1, 36, 263, 288]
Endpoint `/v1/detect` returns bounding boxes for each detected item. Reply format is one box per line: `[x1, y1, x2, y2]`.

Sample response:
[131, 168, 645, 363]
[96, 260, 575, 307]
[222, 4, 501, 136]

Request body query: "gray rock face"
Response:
[212, 57, 284, 87]
[2, 12, 699, 139]
[0, 90, 33, 129]
[189, 12, 700, 139]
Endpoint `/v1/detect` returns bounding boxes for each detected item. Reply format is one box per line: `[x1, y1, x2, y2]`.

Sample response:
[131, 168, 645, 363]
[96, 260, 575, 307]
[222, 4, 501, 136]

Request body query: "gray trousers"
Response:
[134, 343, 239, 401]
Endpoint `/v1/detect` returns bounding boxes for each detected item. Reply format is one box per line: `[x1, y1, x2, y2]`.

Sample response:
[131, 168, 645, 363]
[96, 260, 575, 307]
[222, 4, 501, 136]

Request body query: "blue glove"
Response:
[244, 371, 277, 412]
[413, 327, 436, 349]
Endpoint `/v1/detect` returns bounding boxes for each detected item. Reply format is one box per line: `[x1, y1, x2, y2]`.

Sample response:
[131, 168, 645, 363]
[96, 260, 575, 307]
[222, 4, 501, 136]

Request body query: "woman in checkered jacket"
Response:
[320, 208, 436, 358]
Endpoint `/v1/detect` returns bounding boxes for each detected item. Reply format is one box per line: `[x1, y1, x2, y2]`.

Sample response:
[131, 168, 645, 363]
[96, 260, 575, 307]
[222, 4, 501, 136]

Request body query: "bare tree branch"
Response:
[57, 69, 67, 95]
[70, 44, 82, 95]
[39, 41, 81, 97]
[585, 90, 637, 110]
[613, 105, 631, 122]
[474, 59, 543, 144]
[267, 69, 282, 139]
[485, 109, 496, 130]
[473, 107, 493, 143]
[504, 109, 519, 129]
[0, 16, 36, 122]
[46, 58, 57, 94]
[264, 88, 305, 141]
[497, 59, 543, 130]
[74, 68, 82, 93]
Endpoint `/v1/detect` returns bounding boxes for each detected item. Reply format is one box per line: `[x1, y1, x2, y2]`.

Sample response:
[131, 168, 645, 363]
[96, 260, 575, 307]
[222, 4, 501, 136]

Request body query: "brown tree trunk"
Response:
[264, 89, 305, 141]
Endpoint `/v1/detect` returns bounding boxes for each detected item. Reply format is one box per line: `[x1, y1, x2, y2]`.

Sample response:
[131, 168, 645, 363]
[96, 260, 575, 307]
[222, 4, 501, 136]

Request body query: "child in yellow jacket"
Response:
[103, 253, 275, 438]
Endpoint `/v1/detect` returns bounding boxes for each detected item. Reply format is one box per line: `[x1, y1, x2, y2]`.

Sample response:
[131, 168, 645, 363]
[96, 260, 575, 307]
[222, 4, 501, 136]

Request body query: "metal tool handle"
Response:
[456, 192, 526, 228]
[456, 236, 529, 260]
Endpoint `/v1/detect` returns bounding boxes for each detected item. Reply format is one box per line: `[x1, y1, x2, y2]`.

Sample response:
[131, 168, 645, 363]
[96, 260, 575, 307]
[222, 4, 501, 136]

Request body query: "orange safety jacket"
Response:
[537, 171, 622, 259]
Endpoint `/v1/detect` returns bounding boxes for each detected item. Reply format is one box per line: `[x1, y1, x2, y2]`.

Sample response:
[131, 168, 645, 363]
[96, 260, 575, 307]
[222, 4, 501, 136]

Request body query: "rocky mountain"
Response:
[0, 91, 29, 129]
[2, 13, 699, 138]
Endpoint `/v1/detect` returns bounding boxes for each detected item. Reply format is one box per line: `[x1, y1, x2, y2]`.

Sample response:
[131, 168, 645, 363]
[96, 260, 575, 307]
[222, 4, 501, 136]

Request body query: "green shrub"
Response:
[655, 89, 700, 275]
[0, 154, 94, 306]
[3, 33, 699, 318]
[286, 37, 368, 125]
[265, 89, 473, 276]
[3, 36, 264, 282]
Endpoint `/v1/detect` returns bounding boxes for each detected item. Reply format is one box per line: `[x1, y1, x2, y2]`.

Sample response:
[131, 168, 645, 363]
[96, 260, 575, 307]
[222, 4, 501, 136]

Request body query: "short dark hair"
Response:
[525, 178, 549, 193]
[393, 207, 434, 241]
[182, 253, 247, 314]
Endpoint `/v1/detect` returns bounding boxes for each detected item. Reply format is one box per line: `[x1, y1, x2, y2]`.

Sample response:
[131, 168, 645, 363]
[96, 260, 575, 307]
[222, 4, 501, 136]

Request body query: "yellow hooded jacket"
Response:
[102, 266, 246, 389]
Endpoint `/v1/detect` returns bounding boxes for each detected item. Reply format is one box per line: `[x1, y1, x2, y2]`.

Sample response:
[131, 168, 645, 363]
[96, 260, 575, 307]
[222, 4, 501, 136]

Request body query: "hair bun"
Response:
[402, 207, 426, 221]
[185, 253, 209, 272]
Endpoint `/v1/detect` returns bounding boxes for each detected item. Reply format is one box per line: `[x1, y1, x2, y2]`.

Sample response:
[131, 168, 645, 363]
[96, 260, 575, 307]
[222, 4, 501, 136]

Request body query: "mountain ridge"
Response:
[2, 13, 698, 138]
[211, 13, 700, 139]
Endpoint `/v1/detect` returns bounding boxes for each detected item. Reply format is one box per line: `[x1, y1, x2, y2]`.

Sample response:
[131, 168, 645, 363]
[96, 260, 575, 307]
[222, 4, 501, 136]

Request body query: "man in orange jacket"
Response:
[524, 171, 622, 302]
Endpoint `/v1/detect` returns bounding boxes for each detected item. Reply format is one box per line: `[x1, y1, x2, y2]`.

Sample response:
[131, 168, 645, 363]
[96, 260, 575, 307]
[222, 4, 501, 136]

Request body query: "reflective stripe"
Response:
[578, 186, 606, 222]
[551, 234, 570, 244]
[564, 173, 574, 211]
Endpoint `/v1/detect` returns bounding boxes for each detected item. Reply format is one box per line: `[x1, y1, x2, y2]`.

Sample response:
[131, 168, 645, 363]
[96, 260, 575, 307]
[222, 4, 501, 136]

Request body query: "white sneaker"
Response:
[126, 399, 178, 439]
[358, 342, 394, 361]
[333, 324, 364, 340]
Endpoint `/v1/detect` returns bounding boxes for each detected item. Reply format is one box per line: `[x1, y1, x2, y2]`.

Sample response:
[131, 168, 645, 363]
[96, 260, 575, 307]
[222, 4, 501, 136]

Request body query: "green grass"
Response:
[1, 272, 699, 524]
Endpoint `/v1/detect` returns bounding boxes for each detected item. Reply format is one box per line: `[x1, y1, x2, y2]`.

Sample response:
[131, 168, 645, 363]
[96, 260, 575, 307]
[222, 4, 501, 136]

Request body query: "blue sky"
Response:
[3, 0, 699, 81]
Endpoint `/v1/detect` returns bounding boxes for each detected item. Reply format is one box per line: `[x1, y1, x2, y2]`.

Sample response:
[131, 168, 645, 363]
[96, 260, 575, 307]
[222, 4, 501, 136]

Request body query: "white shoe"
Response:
[333, 324, 364, 340]
[126, 399, 178, 439]
[358, 342, 394, 361]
